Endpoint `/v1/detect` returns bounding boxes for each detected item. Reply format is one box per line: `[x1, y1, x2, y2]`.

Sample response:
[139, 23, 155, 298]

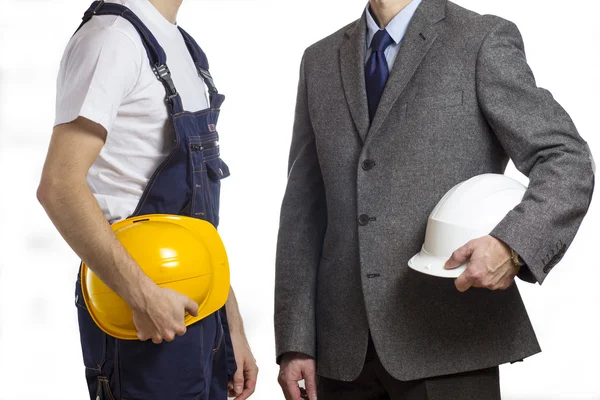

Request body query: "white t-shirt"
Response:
[54, 0, 210, 223]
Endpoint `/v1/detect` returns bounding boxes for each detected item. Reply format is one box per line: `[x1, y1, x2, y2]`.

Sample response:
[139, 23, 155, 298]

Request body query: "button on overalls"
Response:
[72, 2, 237, 399]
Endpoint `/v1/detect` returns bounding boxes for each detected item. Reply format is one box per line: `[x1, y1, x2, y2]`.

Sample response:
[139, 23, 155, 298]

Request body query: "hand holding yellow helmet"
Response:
[80, 214, 230, 340]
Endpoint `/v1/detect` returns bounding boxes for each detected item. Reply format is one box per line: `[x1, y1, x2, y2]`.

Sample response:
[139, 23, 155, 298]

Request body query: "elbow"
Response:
[36, 175, 64, 208]
[37, 180, 53, 208]
[37, 180, 49, 206]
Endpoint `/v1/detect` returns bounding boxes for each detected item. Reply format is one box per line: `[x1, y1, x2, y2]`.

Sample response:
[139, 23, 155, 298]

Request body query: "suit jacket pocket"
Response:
[409, 90, 464, 112]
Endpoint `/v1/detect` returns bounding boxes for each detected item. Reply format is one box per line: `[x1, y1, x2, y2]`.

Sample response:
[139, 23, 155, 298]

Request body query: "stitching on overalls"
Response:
[203, 153, 220, 161]
[200, 323, 207, 390]
[98, 376, 117, 400]
[202, 167, 213, 220]
[95, 321, 108, 372]
[173, 108, 213, 118]
[114, 338, 121, 400]
[199, 168, 209, 225]
[131, 13, 161, 64]
[191, 164, 198, 213]
[76, 274, 106, 372]
[192, 133, 219, 142]
[212, 318, 224, 356]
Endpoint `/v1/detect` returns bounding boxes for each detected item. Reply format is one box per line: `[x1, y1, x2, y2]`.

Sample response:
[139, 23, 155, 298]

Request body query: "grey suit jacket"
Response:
[274, 0, 595, 382]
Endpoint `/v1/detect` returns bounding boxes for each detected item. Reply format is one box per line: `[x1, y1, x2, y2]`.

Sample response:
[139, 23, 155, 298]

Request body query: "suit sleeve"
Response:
[476, 18, 595, 284]
[274, 52, 327, 362]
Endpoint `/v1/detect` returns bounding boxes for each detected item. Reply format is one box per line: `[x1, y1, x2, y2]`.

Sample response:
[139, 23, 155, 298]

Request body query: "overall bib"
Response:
[73, 2, 236, 399]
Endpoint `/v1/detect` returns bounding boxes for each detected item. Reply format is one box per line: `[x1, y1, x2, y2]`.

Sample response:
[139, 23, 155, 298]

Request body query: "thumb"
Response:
[233, 366, 244, 394]
[185, 298, 199, 317]
[304, 366, 318, 400]
[445, 241, 474, 270]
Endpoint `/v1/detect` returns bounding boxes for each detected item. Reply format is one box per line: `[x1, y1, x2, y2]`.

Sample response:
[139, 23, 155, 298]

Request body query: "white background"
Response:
[0, 0, 599, 399]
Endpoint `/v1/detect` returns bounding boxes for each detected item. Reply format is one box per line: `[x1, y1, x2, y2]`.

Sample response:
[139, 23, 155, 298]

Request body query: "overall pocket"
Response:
[189, 135, 230, 226]
[212, 311, 225, 359]
[202, 156, 230, 227]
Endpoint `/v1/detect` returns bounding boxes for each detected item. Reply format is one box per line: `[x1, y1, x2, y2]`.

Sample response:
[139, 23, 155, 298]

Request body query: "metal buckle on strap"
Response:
[83, 0, 105, 19]
[153, 63, 178, 103]
[198, 67, 218, 94]
[92, 0, 105, 14]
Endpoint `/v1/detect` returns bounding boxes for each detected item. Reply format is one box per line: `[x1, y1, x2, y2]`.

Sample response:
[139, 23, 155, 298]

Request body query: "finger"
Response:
[445, 241, 474, 270]
[284, 380, 302, 400]
[455, 269, 474, 292]
[235, 375, 257, 400]
[233, 365, 245, 395]
[234, 385, 256, 400]
[175, 325, 187, 336]
[163, 331, 176, 342]
[175, 324, 187, 336]
[151, 336, 163, 345]
[304, 368, 318, 400]
[185, 298, 199, 317]
[137, 331, 149, 341]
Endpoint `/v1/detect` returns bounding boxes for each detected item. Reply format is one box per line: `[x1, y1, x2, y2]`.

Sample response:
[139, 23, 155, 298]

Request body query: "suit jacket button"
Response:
[362, 159, 376, 171]
[358, 214, 370, 226]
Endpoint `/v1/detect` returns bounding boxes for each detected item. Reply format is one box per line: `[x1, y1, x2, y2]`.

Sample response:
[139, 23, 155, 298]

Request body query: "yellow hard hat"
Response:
[80, 214, 230, 340]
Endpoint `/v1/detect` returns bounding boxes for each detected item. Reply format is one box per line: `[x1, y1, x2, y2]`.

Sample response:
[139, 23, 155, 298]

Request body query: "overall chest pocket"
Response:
[189, 135, 230, 227]
[202, 156, 230, 227]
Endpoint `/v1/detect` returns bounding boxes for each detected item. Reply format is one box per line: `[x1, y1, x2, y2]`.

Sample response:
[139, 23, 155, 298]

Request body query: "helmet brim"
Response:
[408, 249, 466, 278]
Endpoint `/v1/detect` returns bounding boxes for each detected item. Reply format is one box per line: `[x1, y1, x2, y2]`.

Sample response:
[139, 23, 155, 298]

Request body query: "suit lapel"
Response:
[366, 0, 446, 142]
[340, 14, 370, 143]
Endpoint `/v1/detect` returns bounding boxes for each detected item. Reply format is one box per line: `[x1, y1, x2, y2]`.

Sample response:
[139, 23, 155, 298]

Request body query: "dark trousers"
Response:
[318, 337, 501, 400]
[75, 278, 230, 400]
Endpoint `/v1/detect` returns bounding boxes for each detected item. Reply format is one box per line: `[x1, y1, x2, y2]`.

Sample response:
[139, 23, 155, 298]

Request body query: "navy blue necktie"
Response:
[365, 29, 395, 122]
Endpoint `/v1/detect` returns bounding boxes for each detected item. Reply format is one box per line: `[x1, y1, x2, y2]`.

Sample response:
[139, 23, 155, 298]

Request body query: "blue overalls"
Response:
[72, 2, 236, 399]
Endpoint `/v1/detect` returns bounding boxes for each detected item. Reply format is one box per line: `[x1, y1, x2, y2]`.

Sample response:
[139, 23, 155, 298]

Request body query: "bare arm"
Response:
[225, 287, 258, 399]
[225, 287, 245, 334]
[37, 117, 154, 307]
[38, 117, 197, 343]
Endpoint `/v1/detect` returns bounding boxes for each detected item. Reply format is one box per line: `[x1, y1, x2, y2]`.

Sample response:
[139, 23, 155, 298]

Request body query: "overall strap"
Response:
[177, 27, 222, 106]
[76, 1, 184, 112]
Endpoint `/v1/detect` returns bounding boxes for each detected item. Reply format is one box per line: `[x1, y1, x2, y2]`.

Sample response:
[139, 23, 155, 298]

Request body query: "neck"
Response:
[148, 0, 182, 24]
[369, 0, 413, 27]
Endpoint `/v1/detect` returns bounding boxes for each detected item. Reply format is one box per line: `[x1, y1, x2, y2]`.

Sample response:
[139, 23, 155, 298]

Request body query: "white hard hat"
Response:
[408, 173, 527, 278]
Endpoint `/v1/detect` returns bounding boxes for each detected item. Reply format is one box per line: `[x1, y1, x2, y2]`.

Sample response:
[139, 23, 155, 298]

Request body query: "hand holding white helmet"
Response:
[408, 173, 527, 278]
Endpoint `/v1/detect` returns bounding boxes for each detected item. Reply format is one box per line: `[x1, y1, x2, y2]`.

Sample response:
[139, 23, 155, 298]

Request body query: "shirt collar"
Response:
[366, 0, 422, 47]
[131, 0, 180, 38]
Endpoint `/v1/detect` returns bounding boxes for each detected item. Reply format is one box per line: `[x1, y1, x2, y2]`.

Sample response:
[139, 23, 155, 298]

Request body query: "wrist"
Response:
[282, 352, 312, 362]
[124, 275, 156, 311]
[229, 325, 247, 337]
